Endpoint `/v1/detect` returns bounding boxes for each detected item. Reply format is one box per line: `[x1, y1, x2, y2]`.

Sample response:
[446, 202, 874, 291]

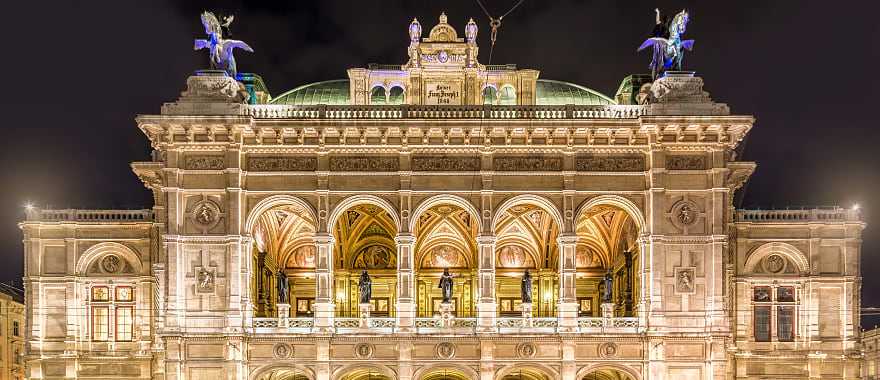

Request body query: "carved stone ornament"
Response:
[101, 255, 122, 273]
[191, 199, 223, 232]
[576, 155, 645, 172]
[180, 72, 249, 103]
[667, 155, 707, 170]
[184, 155, 225, 170]
[648, 73, 712, 104]
[196, 267, 215, 293]
[412, 156, 480, 171]
[329, 157, 399, 172]
[671, 200, 700, 227]
[354, 343, 374, 359]
[493, 156, 562, 171]
[674, 267, 696, 294]
[248, 156, 317, 172]
[273, 343, 293, 359]
[762, 254, 787, 274]
[598, 342, 618, 358]
[435, 342, 456, 359]
[517, 342, 537, 359]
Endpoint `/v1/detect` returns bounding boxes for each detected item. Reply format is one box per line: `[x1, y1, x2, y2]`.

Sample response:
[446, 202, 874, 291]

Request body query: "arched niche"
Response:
[76, 242, 143, 276]
[743, 242, 810, 275]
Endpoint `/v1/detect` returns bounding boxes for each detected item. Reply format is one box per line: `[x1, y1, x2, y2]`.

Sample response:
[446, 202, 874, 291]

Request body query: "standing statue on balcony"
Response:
[358, 270, 372, 304]
[194, 11, 254, 77]
[438, 268, 455, 303]
[602, 271, 614, 303]
[276, 270, 289, 304]
[637, 9, 694, 79]
[521, 269, 533, 304]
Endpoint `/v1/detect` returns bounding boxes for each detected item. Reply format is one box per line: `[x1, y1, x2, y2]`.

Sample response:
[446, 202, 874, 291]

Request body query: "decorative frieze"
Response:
[493, 156, 562, 171]
[248, 156, 317, 171]
[412, 156, 480, 171]
[184, 155, 225, 170]
[330, 157, 399, 171]
[576, 155, 645, 172]
[667, 155, 707, 170]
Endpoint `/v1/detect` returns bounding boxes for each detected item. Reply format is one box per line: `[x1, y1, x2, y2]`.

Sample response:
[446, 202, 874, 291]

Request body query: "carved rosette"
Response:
[354, 343, 374, 359]
[598, 342, 618, 358]
[273, 343, 293, 359]
[435, 342, 456, 359]
[517, 342, 537, 359]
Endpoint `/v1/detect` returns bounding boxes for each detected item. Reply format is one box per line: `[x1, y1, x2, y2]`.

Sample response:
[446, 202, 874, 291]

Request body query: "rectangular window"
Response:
[777, 306, 795, 341]
[754, 306, 771, 342]
[753, 287, 771, 302]
[12, 321, 18, 337]
[115, 307, 133, 342]
[777, 286, 795, 302]
[92, 307, 109, 341]
[115, 286, 133, 302]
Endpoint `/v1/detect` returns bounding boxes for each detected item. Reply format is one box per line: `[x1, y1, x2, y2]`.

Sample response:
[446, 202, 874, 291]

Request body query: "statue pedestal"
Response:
[439, 302, 454, 328]
[277, 303, 290, 328]
[520, 302, 533, 328]
[358, 303, 373, 329]
[601, 302, 615, 319]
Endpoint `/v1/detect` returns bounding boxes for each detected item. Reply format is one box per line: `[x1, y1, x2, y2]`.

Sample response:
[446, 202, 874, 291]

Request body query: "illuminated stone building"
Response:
[20, 13, 865, 380]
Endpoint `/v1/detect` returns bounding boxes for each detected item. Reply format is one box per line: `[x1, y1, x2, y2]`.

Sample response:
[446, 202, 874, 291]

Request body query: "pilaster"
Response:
[557, 234, 578, 331]
[396, 233, 416, 331]
[313, 234, 335, 331]
[476, 235, 497, 332]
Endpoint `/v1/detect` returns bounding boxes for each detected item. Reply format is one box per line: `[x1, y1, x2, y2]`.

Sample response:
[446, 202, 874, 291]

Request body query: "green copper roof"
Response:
[535, 79, 615, 106]
[270, 79, 351, 105]
[269, 78, 614, 106]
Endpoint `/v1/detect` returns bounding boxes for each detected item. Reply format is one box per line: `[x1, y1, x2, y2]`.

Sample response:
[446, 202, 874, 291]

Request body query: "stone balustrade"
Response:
[735, 207, 861, 223]
[247, 104, 647, 120]
[25, 208, 154, 223]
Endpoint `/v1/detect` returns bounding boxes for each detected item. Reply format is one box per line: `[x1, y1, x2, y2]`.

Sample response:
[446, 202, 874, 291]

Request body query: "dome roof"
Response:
[269, 78, 614, 106]
[535, 79, 614, 106]
[270, 79, 350, 105]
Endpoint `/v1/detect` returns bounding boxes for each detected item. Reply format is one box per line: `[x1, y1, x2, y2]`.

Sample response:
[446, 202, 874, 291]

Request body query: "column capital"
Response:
[557, 234, 578, 245]
[313, 233, 335, 245]
[476, 235, 497, 245]
[394, 233, 416, 245]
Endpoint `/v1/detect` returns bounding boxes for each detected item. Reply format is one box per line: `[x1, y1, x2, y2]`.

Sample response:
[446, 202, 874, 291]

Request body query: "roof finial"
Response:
[439, 12, 448, 24]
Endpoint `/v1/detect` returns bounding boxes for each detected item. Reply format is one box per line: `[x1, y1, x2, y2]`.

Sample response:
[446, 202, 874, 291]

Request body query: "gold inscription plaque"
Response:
[425, 81, 462, 105]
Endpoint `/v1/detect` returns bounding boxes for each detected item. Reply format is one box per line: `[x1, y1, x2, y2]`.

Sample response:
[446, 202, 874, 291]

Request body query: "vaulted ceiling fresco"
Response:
[414, 204, 479, 270]
[252, 204, 316, 270]
[494, 204, 559, 270]
[575, 205, 639, 269]
[334, 204, 398, 270]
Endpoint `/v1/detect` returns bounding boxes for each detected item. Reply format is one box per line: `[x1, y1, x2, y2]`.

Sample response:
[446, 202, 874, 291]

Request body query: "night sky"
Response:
[1, 1, 877, 324]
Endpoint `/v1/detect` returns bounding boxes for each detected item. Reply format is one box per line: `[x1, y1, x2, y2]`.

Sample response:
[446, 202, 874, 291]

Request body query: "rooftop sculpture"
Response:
[638, 9, 694, 79]
[194, 11, 254, 77]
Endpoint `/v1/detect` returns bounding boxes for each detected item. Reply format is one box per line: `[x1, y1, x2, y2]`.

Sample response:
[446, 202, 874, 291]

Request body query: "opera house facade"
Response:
[20, 14, 864, 380]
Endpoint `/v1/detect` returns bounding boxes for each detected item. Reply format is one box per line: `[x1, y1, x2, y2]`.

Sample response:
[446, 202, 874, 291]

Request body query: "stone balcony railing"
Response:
[250, 316, 642, 335]
[247, 104, 647, 120]
[735, 207, 862, 223]
[24, 208, 154, 223]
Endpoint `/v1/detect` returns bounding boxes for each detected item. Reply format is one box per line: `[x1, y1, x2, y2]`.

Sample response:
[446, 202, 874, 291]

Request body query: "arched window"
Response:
[370, 86, 387, 104]
[388, 86, 406, 104]
[482, 86, 498, 105]
[499, 85, 517, 105]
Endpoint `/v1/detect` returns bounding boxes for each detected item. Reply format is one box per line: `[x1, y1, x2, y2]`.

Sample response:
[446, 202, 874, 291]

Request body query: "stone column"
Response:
[313, 233, 335, 332]
[624, 251, 634, 317]
[395, 234, 416, 331]
[557, 234, 579, 331]
[476, 235, 497, 332]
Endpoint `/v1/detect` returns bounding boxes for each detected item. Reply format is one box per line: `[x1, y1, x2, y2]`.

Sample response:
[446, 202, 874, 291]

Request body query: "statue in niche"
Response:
[194, 12, 254, 77]
[601, 271, 614, 303]
[358, 270, 372, 304]
[438, 268, 455, 303]
[197, 268, 215, 292]
[276, 270, 289, 304]
[521, 270, 533, 304]
[677, 269, 693, 293]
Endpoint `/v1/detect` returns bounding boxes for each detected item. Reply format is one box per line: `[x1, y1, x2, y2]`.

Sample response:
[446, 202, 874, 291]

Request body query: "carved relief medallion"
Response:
[354, 343, 374, 359]
[762, 254, 786, 274]
[598, 342, 618, 358]
[671, 200, 700, 227]
[196, 267, 215, 293]
[273, 343, 293, 359]
[101, 255, 122, 273]
[517, 342, 537, 358]
[435, 342, 456, 359]
[190, 199, 223, 233]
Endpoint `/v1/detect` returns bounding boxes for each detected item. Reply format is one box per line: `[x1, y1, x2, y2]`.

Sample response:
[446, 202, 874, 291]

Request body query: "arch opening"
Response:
[254, 367, 312, 380]
[388, 86, 406, 105]
[498, 85, 517, 105]
[579, 367, 637, 380]
[494, 201, 561, 318]
[413, 203, 479, 317]
[574, 202, 642, 317]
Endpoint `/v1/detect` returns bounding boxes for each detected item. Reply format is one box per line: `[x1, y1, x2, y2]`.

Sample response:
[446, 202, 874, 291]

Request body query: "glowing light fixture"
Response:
[852, 203, 861, 211]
